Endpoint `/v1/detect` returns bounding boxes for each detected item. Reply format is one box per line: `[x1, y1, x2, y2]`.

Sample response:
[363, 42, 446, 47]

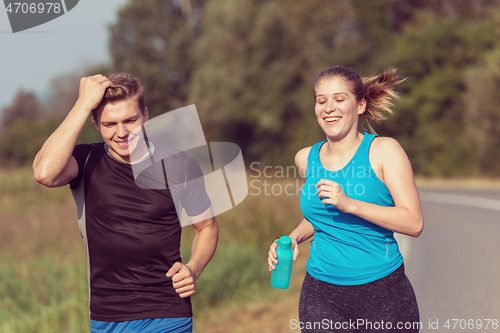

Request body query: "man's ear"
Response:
[143, 107, 149, 122]
[92, 117, 101, 133]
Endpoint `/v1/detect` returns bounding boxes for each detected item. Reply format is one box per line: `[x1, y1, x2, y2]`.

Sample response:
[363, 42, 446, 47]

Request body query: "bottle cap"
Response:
[278, 236, 292, 249]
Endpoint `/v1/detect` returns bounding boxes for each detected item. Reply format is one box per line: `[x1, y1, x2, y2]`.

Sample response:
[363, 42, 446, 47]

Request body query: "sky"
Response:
[0, 0, 130, 112]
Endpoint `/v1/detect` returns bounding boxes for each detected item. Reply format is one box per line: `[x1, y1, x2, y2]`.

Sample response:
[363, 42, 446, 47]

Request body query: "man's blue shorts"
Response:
[90, 317, 193, 333]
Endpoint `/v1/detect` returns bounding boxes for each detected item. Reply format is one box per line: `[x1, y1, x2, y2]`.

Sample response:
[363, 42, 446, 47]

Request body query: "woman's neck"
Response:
[320, 131, 364, 171]
[324, 131, 363, 157]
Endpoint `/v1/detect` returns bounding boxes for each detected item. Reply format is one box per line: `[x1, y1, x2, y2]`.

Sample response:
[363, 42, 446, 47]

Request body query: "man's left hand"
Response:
[166, 262, 196, 298]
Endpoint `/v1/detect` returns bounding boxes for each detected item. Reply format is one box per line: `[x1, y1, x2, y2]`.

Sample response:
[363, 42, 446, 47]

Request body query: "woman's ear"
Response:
[357, 99, 367, 115]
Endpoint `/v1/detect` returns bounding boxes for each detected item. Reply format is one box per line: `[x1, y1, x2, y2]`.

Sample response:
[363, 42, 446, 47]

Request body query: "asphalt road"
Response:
[396, 188, 500, 332]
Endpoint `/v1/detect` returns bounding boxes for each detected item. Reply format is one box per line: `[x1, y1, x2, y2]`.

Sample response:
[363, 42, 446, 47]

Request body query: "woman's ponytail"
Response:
[361, 68, 406, 133]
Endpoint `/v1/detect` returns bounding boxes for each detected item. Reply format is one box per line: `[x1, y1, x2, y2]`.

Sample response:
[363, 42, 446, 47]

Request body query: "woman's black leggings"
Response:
[298, 264, 420, 332]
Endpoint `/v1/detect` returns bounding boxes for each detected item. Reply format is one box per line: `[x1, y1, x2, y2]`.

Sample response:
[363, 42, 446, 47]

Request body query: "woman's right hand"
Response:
[268, 237, 299, 272]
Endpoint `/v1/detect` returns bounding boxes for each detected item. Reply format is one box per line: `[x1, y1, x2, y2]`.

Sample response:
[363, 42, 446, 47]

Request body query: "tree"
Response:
[189, 0, 376, 165]
[108, 0, 207, 118]
[1, 90, 39, 131]
[103, 0, 500, 175]
[462, 6, 500, 175]
[0, 90, 60, 167]
[0, 118, 60, 168]
[381, 10, 498, 176]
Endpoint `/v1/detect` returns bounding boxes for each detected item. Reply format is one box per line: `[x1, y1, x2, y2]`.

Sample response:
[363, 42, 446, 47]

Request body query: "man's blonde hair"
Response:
[92, 73, 145, 120]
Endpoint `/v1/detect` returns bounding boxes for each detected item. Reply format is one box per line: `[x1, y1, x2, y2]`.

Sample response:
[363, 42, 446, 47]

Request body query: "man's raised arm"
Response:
[33, 75, 111, 188]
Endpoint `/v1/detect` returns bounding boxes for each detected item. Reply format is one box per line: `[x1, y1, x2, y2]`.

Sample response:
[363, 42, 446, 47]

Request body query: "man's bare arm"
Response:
[166, 209, 219, 298]
[33, 75, 111, 187]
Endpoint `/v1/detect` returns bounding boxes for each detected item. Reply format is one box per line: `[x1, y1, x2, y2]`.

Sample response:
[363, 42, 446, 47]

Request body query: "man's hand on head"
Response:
[166, 262, 197, 298]
[76, 74, 112, 112]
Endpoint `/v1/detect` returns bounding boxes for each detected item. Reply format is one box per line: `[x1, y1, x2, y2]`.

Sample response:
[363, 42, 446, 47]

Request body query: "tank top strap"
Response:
[305, 140, 326, 180]
[355, 133, 377, 162]
[305, 134, 376, 178]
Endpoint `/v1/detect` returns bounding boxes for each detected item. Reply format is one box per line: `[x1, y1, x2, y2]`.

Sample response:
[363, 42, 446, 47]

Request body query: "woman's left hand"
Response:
[315, 179, 352, 212]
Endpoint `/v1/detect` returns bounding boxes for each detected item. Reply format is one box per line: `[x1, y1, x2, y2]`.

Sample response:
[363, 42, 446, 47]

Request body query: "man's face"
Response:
[92, 98, 149, 163]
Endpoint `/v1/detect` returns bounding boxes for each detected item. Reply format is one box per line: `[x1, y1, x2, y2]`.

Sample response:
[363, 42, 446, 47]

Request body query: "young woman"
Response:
[268, 66, 423, 333]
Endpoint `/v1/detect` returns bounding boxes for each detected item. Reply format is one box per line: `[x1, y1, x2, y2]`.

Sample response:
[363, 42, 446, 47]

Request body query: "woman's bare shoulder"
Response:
[370, 136, 407, 161]
[295, 146, 312, 178]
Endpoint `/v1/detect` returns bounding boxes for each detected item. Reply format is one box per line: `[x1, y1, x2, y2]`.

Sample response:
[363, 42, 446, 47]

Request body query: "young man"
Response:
[33, 73, 218, 333]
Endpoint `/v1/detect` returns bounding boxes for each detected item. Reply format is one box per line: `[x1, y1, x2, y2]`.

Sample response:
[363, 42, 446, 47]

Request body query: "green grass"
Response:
[0, 254, 89, 333]
[0, 170, 302, 332]
[0, 168, 69, 215]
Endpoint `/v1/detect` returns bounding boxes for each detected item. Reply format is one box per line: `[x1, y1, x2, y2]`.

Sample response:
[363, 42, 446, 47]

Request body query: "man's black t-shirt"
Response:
[70, 142, 211, 322]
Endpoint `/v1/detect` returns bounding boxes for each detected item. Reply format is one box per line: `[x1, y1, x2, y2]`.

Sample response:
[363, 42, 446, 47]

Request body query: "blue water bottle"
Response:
[271, 236, 293, 289]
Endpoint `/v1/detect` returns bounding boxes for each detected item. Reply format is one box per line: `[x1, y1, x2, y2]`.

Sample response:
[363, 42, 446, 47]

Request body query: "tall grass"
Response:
[0, 168, 89, 333]
[0, 255, 89, 333]
[0, 169, 68, 213]
[0, 169, 303, 332]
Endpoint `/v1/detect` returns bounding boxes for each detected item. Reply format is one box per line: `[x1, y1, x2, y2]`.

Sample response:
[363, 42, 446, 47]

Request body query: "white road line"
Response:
[399, 190, 500, 263]
[419, 191, 500, 211]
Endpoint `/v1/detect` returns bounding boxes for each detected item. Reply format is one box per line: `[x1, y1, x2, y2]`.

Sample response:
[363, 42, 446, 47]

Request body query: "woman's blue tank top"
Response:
[300, 133, 403, 285]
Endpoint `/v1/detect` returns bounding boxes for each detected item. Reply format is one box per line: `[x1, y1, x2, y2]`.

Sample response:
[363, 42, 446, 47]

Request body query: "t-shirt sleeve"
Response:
[69, 144, 91, 190]
[180, 155, 212, 217]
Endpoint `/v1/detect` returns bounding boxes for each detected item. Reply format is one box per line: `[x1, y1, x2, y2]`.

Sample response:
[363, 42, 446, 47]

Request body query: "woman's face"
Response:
[314, 76, 366, 140]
